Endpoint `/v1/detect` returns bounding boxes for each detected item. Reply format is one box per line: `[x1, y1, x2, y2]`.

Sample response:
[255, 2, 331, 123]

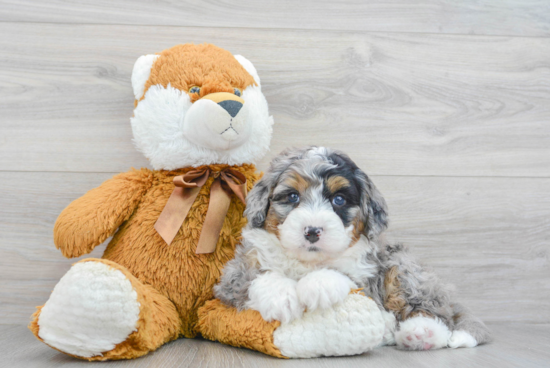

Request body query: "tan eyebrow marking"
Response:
[282, 171, 310, 193]
[326, 176, 350, 193]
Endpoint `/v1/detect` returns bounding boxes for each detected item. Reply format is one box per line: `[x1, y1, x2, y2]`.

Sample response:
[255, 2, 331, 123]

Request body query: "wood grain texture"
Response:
[1, 171, 548, 325]
[0, 0, 549, 37]
[1, 23, 549, 176]
[0, 6, 549, 364]
[2, 323, 549, 368]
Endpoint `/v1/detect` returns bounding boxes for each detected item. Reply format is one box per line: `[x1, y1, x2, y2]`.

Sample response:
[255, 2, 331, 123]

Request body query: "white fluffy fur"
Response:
[183, 95, 251, 150]
[394, 316, 451, 351]
[234, 55, 261, 85]
[130, 55, 273, 170]
[380, 310, 398, 346]
[37, 261, 140, 358]
[296, 269, 356, 311]
[273, 293, 385, 358]
[448, 330, 478, 348]
[246, 272, 303, 323]
[131, 54, 159, 100]
[279, 200, 355, 263]
[243, 228, 377, 283]
[243, 228, 379, 324]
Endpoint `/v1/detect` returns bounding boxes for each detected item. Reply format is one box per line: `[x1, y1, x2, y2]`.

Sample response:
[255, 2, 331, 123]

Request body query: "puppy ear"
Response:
[245, 146, 313, 228]
[357, 169, 388, 240]
[131, 54, 160, 100]
[244, 178, 272, 228]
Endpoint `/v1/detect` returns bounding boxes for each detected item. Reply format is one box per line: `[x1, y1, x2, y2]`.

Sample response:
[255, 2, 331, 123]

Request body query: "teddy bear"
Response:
[29, 43, 274, 360]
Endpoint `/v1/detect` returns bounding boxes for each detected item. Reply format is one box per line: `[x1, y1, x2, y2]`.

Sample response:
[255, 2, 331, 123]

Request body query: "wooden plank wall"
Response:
[0, 1, 549, 325]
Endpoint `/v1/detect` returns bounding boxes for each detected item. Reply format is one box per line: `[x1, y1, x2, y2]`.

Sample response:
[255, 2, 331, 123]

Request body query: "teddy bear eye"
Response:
[189, 86, 201, 94]
[233, 88, 242, 97]
[332, 195, 346, 206]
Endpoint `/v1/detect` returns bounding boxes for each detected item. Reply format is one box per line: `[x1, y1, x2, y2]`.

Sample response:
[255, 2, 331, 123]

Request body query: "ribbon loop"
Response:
[173, 169, 210, 188]
[220, 169, 247, 204]
[154, 168, 248, 254]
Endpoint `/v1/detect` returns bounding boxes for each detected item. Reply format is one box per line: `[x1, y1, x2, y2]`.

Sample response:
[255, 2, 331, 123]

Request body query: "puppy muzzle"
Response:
[279, 206, 353, 262]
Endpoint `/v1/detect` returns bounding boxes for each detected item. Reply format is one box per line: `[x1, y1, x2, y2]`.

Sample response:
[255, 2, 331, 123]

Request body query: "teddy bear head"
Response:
[131, 43, 274, 170]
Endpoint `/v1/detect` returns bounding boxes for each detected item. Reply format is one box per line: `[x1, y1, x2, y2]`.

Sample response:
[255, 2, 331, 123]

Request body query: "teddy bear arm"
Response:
[54, 169, 152, 258]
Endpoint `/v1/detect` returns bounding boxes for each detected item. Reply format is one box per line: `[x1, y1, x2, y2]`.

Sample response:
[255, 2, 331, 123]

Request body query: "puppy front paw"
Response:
[246, 272, 304, 324]
[296, 269, 357, 312]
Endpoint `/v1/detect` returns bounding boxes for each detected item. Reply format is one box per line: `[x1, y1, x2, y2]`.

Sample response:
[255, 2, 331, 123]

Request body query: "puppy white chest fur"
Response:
[244, 228, 377, 282]
[243, 228, 378, 323]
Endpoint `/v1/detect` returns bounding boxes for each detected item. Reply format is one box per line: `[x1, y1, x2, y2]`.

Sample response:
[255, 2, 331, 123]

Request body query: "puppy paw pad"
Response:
[395, 316, 451, 351]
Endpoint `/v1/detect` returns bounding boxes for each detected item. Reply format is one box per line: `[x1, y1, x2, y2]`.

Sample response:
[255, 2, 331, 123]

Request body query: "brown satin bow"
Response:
[154, 168, 247, 254]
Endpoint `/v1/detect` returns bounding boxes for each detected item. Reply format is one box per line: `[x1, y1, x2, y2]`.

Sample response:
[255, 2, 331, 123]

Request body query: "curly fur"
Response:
[215, 146, 492, 351]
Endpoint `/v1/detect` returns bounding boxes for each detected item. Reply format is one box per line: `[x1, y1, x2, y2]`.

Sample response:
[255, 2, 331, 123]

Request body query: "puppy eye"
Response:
[288, 193, 300, 203]
[233, 88, 242, 97]
[189, 86, 201, 94]
[332, 195, 346, 206]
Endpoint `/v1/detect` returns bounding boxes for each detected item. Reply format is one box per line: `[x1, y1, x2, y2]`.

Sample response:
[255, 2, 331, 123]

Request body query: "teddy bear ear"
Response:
[234, 55, 261, 86]
[131, 54, 160, 100]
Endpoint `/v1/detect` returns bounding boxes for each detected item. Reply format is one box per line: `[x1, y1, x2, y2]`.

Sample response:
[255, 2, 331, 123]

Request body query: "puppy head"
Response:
[246, 147, 388, 263]
[130, 43, 273, 170]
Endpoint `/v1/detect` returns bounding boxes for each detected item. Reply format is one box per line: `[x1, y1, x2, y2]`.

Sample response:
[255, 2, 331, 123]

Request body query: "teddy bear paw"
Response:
[37, 261, 140, 358]
[273, 293, 385, 358]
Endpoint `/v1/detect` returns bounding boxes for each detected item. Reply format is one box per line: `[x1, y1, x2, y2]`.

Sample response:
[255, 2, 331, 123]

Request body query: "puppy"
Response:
[214, 146, 491, 350]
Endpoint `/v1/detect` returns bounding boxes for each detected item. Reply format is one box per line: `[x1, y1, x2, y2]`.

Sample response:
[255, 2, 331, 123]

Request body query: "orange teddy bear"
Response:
[29, 43, 274, 360]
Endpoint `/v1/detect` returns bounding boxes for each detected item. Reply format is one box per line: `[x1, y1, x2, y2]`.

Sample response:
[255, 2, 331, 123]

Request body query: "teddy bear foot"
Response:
[33, 260, 140, 358]
[30, 259, 182, 360]
[198, 292, 386, 358]
[273, 293, 385, 358]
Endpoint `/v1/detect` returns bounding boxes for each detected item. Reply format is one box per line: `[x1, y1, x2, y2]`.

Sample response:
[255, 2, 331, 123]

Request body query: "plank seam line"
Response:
[0, 170, 549, 179]
[0, 19, 548, 40]
[0, 321, 548, 326]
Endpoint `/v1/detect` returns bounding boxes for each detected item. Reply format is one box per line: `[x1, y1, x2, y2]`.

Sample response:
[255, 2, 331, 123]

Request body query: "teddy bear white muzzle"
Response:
[183, 92, 251, 151]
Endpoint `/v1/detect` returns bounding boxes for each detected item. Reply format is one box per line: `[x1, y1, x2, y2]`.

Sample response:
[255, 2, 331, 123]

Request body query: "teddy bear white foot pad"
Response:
[37, 261, 140, 357]
[273, 293, 385, 358]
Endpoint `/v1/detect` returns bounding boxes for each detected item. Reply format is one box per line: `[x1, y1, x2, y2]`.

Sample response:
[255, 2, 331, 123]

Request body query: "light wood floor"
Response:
[0, 0, 549, 366]
[3, 323, 550, 368]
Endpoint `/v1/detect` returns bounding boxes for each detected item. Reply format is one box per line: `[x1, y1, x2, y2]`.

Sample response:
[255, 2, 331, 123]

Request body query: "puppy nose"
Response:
[218, 100, 243, 117]
[304, 226, 323, 243]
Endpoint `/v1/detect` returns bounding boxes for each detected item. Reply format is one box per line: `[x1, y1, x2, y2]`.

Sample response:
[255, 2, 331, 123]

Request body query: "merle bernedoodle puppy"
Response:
[214, 146, 491, 350]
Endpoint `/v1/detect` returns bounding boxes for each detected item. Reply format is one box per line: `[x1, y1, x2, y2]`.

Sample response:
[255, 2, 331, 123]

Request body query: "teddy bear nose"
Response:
[200, 92, 245, 118]
[218, 100, 243, 118]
